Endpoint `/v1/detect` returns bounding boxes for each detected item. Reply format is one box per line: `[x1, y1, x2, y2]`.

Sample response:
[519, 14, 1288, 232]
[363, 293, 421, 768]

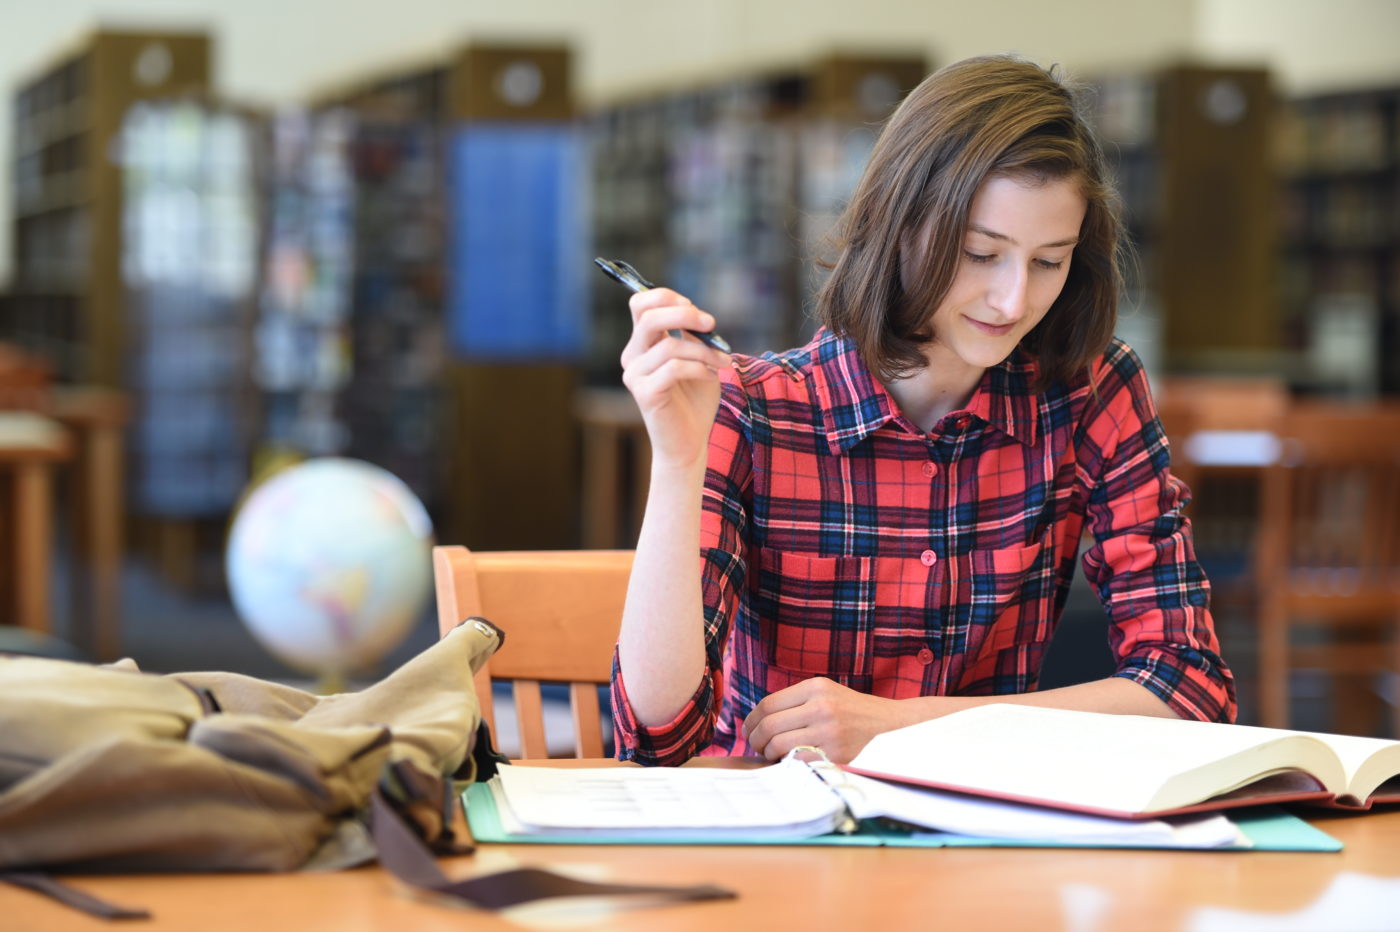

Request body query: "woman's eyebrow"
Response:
[968, 223, 1078, 249]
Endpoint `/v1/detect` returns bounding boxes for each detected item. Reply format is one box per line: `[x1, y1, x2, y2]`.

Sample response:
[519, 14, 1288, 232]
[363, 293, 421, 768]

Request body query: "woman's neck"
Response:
[881, 345, 985, 434]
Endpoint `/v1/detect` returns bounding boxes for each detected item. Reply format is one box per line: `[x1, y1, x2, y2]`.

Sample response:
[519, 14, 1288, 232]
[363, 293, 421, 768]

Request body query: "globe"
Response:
[226, 458, 434, 681]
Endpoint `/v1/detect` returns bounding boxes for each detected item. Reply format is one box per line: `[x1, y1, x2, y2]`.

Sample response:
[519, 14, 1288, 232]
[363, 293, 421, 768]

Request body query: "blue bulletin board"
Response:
[447, 124, 587, 359]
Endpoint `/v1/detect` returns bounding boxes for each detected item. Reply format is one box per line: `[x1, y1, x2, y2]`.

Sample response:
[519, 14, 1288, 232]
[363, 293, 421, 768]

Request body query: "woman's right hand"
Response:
[620, 288, 732, 469]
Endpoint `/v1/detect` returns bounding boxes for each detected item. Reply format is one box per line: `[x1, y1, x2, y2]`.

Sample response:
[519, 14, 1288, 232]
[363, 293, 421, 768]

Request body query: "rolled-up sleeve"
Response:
[1078, 346, 1237, 723]
[611, 374, 753, 764]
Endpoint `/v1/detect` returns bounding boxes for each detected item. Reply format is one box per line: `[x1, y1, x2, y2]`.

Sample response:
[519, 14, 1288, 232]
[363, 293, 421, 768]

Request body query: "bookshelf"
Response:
[343, 118, 448, 514]
[1275, 86, 1400, 396]
[311, 43, 585, 550]
[9, 30, 212, 386]
[1086, 65, 1279, 376]
[585, 53, 927, 387]
[119, 99, 262, 520]
[255, 107, 357, 463]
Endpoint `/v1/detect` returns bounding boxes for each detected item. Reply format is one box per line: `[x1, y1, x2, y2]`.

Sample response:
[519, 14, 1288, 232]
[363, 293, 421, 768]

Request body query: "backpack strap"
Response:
[367, 789, 735, 910]
[1, 871, 150, 920]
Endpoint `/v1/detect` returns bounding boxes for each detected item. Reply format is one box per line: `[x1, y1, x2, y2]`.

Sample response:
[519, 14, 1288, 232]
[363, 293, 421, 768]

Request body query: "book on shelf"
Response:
[843, 704, 1400, 819]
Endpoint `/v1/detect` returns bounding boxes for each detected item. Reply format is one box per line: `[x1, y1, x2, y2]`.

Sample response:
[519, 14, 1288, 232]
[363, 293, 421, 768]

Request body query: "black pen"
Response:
[593, 257, 732, 354]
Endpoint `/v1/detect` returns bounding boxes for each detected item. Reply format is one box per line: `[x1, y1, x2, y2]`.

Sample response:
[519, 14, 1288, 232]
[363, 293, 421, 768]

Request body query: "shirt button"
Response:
[920, 549, 937, 566]
[921, 461, 937, 478]
[917, 647, 935, 665]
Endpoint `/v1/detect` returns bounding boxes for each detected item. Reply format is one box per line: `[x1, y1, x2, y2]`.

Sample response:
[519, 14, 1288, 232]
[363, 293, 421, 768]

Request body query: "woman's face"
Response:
[904, 174, 1087, 374]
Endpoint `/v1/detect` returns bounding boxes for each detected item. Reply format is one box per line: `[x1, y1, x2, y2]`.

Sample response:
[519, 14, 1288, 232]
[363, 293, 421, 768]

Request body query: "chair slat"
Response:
[569, 682, 605, 758]
[514, 679, 548, 759]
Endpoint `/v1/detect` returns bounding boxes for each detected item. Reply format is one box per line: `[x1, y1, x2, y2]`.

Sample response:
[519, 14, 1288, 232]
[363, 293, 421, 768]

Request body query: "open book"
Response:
[844, 704, 1400, 819]
[484, 756, 1250, 849]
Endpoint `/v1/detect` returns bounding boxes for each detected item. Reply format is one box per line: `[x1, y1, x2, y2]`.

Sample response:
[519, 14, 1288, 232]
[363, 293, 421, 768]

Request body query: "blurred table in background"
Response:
[0, 343, 130, 659]
[44, 387, 131, 660]
[0, 411, 72, 638]
[575, 388, 649, 550]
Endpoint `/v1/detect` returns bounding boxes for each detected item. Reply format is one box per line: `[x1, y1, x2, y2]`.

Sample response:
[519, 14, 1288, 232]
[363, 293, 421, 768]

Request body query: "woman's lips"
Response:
[966, 317, 1016, 336]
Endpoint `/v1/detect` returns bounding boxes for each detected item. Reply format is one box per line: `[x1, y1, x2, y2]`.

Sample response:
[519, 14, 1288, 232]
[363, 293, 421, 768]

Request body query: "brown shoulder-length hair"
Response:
[815, 54, 1124, 391]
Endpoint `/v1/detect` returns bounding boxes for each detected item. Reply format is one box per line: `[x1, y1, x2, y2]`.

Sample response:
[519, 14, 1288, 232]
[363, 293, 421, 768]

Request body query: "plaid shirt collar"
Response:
[807, 328, 1043, 452]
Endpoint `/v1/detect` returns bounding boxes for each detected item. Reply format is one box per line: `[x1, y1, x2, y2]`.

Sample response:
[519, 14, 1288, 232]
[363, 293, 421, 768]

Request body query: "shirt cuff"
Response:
[1113, 646, 1237, 724]
[610, 647, 717, 766]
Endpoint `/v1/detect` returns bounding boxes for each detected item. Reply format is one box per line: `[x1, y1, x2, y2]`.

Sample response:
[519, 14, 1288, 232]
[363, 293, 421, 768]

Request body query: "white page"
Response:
[817, 767, 1244, 847]
[492, 759, 843, 836]
[1310, 733, 1399, 785]
[848, 704, 1339, 814]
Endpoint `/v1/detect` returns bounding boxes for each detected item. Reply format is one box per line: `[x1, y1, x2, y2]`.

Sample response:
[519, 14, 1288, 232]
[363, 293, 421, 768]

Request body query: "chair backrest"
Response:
[1258, 402, 1400, 602]
[1154, 376, 1289, 556]
[1157, 375, 1290, 434]
[1254, 402, 1400, 732]
[433, 545, 633, 759]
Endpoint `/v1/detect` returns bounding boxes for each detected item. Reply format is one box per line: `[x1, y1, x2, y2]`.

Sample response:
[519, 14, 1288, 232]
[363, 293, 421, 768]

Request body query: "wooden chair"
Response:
[1155, 376, 1290, 668]
[433, 545, 633, 759]
[1256, 402, 1400, 736]
[1155, 374, 1289, 524]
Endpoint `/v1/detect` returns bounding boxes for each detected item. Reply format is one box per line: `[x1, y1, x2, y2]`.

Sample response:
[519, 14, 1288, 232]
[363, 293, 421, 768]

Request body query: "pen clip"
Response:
[594, 257, 656, 293]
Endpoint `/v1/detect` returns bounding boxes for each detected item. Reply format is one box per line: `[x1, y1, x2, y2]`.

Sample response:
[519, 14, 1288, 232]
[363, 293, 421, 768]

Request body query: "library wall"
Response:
[1195, 0, 1400, 93]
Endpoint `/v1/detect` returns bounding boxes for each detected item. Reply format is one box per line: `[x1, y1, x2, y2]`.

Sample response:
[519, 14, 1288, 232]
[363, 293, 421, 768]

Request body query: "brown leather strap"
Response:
[1, 871, 150, 920]
[368, 790, 736, 909]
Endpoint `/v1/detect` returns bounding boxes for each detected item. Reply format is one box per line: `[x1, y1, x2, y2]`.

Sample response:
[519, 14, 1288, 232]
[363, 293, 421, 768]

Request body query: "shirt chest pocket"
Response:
[753, 548, 876, 681]
[946, 540, 1050, 659]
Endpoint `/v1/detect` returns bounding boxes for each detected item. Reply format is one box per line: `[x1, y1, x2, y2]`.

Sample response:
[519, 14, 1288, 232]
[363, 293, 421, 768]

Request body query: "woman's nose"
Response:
[988, 266, 1030, 321]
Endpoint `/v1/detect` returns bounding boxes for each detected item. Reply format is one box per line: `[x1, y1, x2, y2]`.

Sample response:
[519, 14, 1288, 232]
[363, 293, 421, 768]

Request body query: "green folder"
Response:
[462, 783, 1342, 852]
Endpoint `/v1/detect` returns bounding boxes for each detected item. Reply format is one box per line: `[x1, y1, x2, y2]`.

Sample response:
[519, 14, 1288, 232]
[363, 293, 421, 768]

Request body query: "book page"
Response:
[847, 705, 1345, 815]
[1312, 732, 1400, 802]
[492, 759, 843, 836]
[815, 767, 1244, 847]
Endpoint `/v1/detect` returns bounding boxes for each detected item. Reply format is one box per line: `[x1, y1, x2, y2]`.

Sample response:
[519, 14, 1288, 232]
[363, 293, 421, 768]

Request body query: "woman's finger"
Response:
[628, 287, 692, 320]
[624, 358, 722, 407]
[741, 679, 820, 738]
[743, 700, 813, 757]
[624, 330, 729, 378]
[629, 304, 719, 348]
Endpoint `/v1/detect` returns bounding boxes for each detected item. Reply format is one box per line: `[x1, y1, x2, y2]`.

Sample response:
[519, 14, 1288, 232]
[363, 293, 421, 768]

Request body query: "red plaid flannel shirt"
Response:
[612, 329, 1236, 764]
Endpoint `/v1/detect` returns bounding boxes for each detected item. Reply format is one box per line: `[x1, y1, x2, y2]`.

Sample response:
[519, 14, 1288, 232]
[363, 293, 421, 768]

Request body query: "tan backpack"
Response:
[0, 618, 730, 918]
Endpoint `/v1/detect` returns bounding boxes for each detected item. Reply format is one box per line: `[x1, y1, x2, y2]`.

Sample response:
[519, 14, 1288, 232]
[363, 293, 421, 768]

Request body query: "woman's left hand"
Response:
[741, 677, 913, 764]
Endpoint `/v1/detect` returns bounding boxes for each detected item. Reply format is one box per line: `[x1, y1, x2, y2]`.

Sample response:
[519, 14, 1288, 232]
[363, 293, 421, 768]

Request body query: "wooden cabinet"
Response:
[9, 30, 211, 386]
[1089, 65, 1280, 374]
[318, 43, 584, 550]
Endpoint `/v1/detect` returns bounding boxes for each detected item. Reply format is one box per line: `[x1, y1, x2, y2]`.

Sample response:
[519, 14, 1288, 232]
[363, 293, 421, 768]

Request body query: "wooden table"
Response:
[43, 386, 129, 660]
[0, 412, 72, 636]
[574, 387, 649, 550]
[6, 802, 1399, 931]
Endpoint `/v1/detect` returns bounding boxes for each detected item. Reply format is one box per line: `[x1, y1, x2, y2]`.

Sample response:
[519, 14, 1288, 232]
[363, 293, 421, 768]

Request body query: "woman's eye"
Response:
[1035, 258, 1065, 271]
[963, 251, 995, 264]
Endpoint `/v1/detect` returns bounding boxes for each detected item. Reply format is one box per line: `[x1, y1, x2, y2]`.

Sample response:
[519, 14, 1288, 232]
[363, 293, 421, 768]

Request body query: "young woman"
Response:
[611, 54, 1236, 766]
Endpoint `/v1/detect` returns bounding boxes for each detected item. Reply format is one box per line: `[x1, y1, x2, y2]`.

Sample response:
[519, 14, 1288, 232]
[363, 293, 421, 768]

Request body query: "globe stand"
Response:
[314, 670, 349, 695]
